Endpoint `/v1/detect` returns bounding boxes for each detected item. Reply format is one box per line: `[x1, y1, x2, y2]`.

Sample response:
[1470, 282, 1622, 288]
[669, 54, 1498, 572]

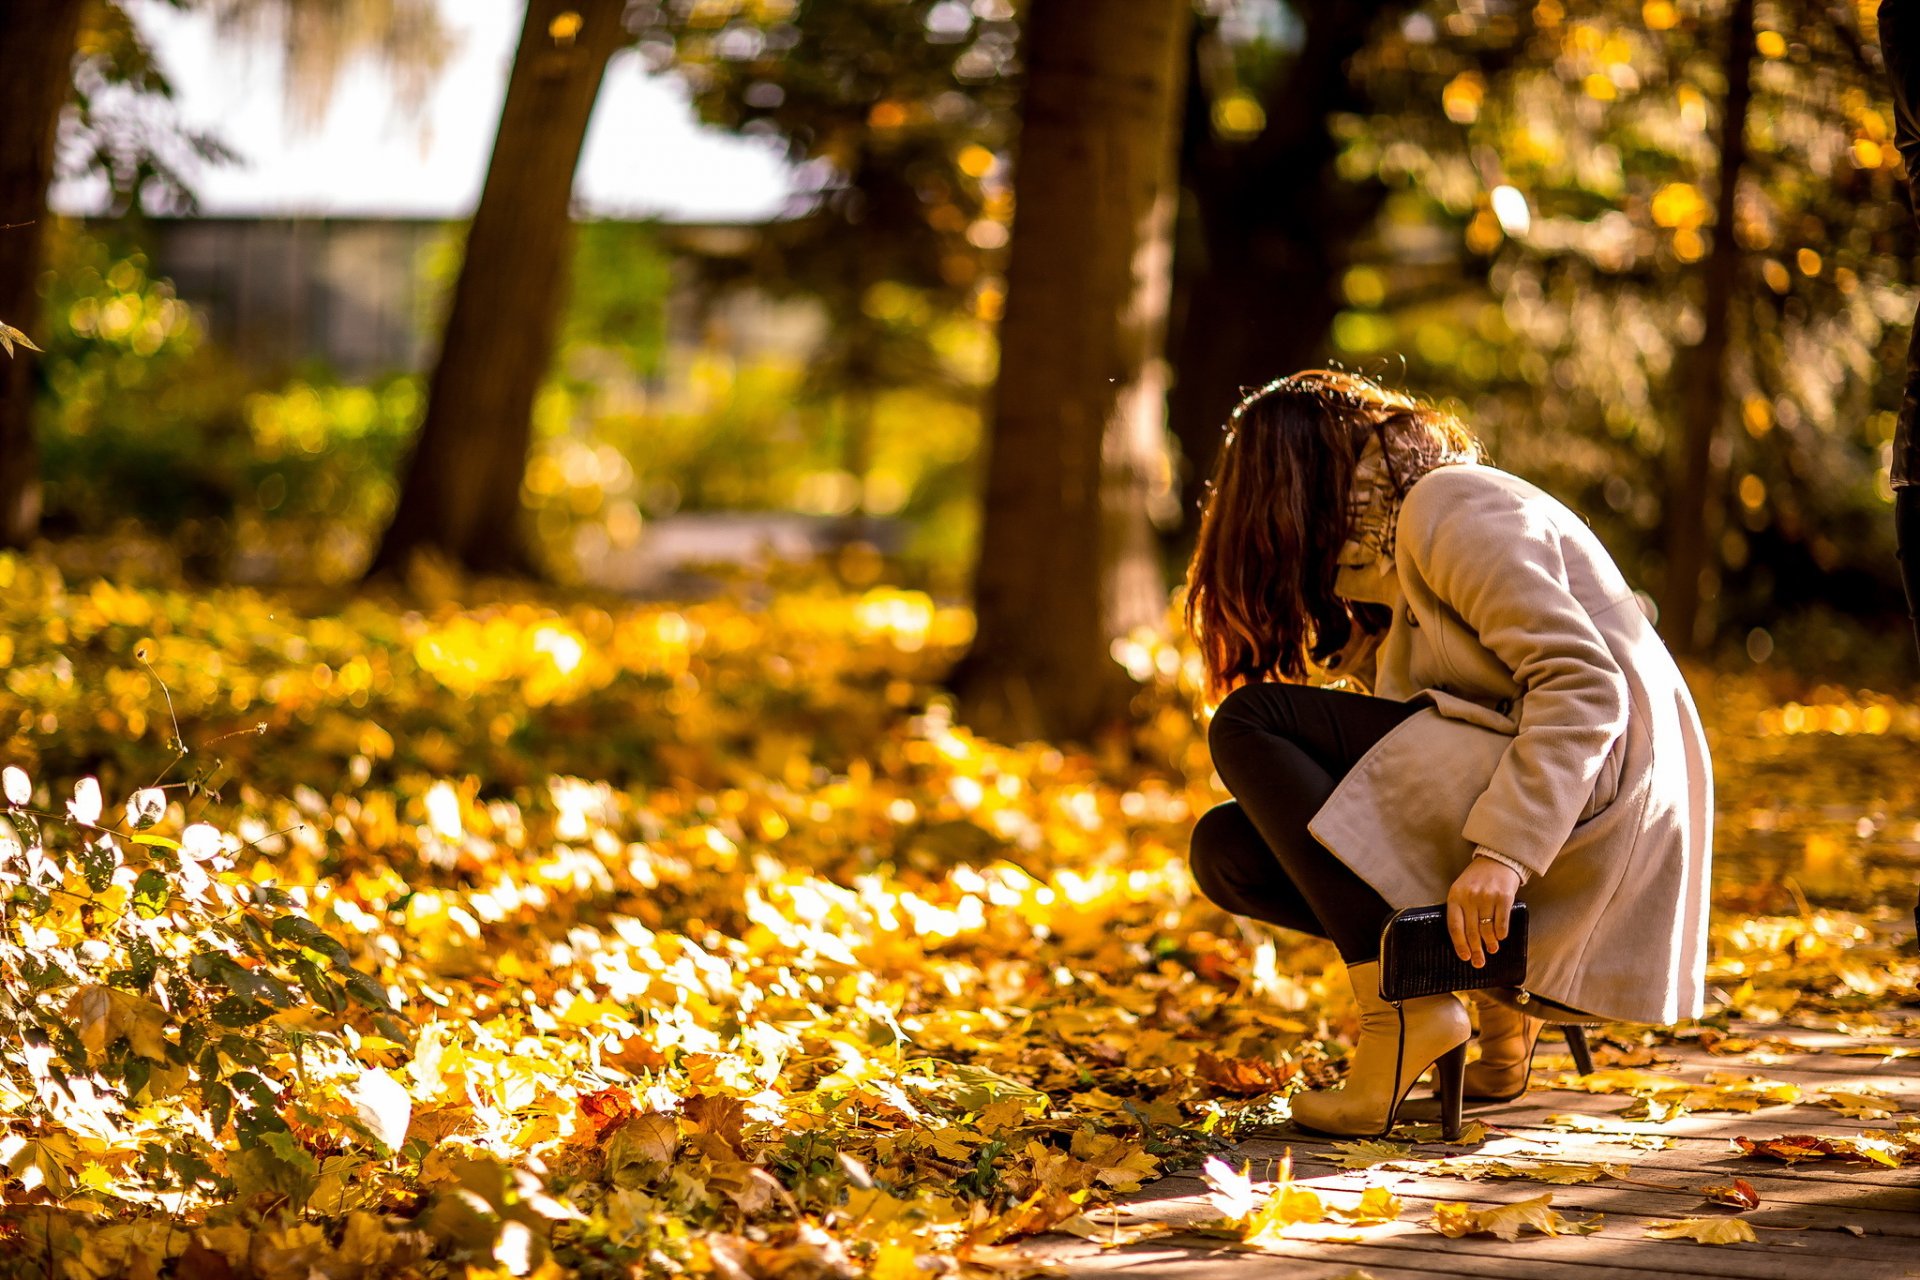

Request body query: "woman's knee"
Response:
[1188, 803, 1252, 904]
[1209, 681, 1282, 763]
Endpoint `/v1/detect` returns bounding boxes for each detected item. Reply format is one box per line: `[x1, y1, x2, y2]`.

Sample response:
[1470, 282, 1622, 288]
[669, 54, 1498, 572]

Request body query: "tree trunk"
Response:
[1164, 0, 1402, 556]
[367, 0, 626, 580]
[1661, 0, 1755, 653]
[950, 0, 1192, 744]
[0, 1, 86, 550]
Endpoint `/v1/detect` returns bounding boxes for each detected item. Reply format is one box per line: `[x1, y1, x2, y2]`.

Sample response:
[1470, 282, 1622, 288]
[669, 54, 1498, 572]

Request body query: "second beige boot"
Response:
[1291, 961, 1473, 1139]
[1463, 991, 1546, 1102]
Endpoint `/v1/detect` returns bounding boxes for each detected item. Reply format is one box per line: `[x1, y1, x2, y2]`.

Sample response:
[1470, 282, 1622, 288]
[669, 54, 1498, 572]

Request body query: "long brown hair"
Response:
[1183, 370, 1479, 699]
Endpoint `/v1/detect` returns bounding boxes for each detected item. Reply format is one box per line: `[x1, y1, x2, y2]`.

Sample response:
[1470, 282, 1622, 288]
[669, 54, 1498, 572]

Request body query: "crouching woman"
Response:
[1182, 371, 1712, 1136]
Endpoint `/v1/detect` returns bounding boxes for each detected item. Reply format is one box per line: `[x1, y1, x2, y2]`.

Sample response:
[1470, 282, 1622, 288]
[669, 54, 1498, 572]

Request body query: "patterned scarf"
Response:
[1336, 424, 1480, 571]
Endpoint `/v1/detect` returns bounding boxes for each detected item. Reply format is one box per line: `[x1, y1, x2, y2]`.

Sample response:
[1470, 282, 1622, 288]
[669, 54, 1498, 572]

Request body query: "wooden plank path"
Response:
[1029, 1019, 1920, 1280]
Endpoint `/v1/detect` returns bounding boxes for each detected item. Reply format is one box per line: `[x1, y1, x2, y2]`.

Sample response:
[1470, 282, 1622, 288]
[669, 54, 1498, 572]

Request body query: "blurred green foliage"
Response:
[34, 220, 989, 588]
[32, 0, 1920, 661]
[1326, 0, 1911, 646]
[34, 226, 413, 580]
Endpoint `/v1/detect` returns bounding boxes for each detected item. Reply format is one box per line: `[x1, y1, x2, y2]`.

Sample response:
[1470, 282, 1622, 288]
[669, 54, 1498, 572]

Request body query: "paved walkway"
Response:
[1032, 1017, 1920, 1279]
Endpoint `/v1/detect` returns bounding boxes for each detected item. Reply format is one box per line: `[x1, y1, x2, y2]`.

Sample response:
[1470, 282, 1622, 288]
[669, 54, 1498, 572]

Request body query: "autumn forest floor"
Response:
[0, 560, 1917, 1279]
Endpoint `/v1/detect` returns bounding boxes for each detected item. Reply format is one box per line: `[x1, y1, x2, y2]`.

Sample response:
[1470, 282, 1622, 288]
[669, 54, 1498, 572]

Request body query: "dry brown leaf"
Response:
[1645, 1217, 1759, 1245]
[1818, 1089, 1897, 1120]
[1329, 1186, 1403, 1226]
[1429, 1193, 1601, 1241]
[1197, 1050, 1296, 1095]
[1700, 1178, 1761, 1210]
[1327, 1139, 1412, 1169]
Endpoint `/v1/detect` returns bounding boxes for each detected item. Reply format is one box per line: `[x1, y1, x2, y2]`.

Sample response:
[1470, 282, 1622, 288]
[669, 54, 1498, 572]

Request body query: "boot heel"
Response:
[1564, 1025, 1595, 1076]
[1434, 1042, 1468, 1141]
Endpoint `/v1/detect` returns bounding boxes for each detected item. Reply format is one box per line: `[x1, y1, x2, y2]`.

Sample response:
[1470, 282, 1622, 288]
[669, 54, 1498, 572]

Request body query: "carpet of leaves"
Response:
[0, 554, 1915, 1279]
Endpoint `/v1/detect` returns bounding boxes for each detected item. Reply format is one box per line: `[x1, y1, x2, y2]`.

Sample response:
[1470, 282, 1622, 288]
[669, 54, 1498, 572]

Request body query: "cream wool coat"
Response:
[1308, 463, 1712, 1026]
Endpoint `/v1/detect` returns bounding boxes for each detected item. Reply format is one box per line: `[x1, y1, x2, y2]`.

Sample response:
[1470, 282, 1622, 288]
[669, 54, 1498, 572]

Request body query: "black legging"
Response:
[1192, 680, 1416, 962]
[1900, 490, 1920, 659]
[1882, 2, 1920, 656]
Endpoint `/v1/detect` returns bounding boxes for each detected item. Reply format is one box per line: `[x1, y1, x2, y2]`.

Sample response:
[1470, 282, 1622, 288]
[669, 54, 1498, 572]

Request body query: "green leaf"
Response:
[229, 1140, 316, 1207]
[132, 869, 171, 918]
[292, 957, 346, 1014]
[341, 969, 394, 1013]
[189, 952, 294, 1007]
[78, 838, 119, 893]
[203, 1079, 233, 1134]
[210, 996, 275, 1027]
[127, 937, 160, 988]
[271, 916, 354, 968]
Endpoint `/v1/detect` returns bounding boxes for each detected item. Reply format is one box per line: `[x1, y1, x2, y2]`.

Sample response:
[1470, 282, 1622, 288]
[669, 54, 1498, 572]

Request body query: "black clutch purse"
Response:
[1378, 902, 1528, 1003]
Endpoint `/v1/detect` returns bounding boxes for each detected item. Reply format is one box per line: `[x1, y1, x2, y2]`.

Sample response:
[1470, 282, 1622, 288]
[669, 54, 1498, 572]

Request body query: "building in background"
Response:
[96, 216, 824, 394]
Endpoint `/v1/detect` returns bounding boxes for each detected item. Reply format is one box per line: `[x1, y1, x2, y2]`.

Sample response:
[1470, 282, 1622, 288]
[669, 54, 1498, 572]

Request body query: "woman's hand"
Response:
[1446, 856, 1522, 967]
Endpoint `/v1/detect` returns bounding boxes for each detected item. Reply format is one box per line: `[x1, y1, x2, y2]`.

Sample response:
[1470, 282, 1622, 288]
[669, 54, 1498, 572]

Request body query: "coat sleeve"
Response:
[1397, 472, 1631, 877]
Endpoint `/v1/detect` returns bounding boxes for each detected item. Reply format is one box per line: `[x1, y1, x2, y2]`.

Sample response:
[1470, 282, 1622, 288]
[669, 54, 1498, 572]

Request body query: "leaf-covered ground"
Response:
[0, 556, 1915, 1279]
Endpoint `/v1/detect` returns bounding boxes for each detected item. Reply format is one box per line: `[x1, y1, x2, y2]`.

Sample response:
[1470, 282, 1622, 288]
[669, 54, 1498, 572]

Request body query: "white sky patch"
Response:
[51, 0, 794, 222]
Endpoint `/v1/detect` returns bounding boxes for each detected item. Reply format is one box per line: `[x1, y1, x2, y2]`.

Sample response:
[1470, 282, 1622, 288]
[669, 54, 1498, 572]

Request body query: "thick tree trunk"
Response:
[951, 0, 1192, 743]
[0, 1, 86, 550]
[1660, 0, 1756, 653]
[367, 0, 625, 580]
[1164, 0, 1401, 554]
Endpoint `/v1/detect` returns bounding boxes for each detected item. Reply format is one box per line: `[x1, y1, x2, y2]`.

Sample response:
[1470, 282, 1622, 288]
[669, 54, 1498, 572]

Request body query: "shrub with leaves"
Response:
[0, 761, 404, 1212]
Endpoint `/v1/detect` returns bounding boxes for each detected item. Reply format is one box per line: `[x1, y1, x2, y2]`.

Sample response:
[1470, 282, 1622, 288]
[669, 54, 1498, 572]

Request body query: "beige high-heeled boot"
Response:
[1291, 961, 1473, 1139]
[1463, 991, 1546, 1102]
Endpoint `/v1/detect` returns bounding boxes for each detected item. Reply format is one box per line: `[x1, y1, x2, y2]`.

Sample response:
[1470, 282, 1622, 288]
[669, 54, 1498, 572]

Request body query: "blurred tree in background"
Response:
[7, 0, 1920, 684]
[951, 0, 1192, 740]
[1, 0, 442, 552]
[1335, 0, 1910, 657]
[629, 0, 1017, 537]
[1166, 0, 1414, 548]
[368, 0, 628, 579]
[1, 1, 92, 551]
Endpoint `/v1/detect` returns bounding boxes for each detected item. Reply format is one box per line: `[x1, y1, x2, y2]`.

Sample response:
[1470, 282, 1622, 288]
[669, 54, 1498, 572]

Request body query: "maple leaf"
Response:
[715, 1223, 856, 1280]
[0, 1131, 78, 1197]
[1330, 1185, 1404, 1226]
[577, 1087, 640, 1143]
[65, 985, 171, 1061]
[1544, 1113, 1674, 1148]
[1818, 1089, 1896, 1120]
[1645, 1217, 1760, 1244]
[1501, 1161, 1628, 1185]
[1055, 1210, 1172, 1247]
[1241, 1164, 1329, 1246]
[1069, 1131, 1157, 1189]
[683, 1093, 751, 1155]
[1328, 1139, 1412, 1169]
[705, 1160, 784, 1214]
[605, 1113, 680, 1188]
[1428, 1193, 1602, 1241]
[1196, 1049, 1295, 1095]
[1733, 1134, 1842, 1164]
[980, 1188, 1085, 1243]
[1393, 1118, 1491, 1145]
[1624, 1095, 1689, 1123]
